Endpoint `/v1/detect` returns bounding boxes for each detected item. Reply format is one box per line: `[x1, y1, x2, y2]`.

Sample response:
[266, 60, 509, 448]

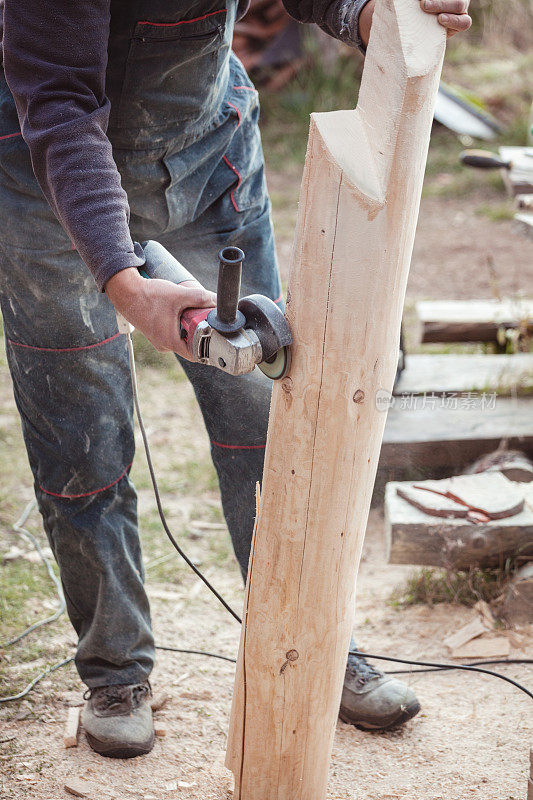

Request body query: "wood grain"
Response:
[226, 1, 445, 797]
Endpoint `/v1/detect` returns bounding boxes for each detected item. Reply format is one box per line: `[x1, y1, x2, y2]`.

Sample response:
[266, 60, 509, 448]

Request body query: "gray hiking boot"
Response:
[339, 648, 420, 731]
[82, 682, 154, 758]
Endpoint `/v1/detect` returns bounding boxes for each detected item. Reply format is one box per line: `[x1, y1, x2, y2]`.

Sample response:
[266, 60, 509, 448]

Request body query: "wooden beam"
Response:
[380, 396, 533, 470]
[395, 353, 533, 396]
[499, 146, 533, 197]
[416, 299, 533, 344]
[226, 2, 445, 797]
[385, 481, 533, 568]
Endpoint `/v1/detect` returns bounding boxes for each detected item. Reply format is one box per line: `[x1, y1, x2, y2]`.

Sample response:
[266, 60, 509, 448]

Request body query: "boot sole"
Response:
[339, 698, 421, 732]
[85, 730, 155, 759]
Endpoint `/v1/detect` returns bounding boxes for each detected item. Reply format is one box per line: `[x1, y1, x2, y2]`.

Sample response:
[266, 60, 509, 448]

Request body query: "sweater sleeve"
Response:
[281, 0, 371, 53]
[2, 0, 144, 290]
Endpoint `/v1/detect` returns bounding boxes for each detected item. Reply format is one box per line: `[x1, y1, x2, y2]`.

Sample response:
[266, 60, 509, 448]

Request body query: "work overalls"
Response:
[0, 0, 281, 687]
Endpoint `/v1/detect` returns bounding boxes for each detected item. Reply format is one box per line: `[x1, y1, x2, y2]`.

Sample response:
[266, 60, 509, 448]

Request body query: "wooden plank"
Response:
[451, 637, 510, 659]
[385, 481, 533, 568]
[226, 1, 445, 797]
[416, 299, 533, 344]
[499, 146, 533, 196]
[63, 706, 81, 748]
[515, 211, 533, 234]
[396, 472, 525, 520]
[380, 397, 533, 470]
[395, 353, 533, 395]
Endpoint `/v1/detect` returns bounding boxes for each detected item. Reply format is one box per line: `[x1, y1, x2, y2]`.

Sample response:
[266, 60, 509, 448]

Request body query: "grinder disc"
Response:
[258, 345, 291, 380]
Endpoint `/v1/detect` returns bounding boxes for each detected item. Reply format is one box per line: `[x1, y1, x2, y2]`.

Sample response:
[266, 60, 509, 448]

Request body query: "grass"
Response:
[390, 565, 513, 609]
[260, 38, 363, 170]
[475, 201, 515, 222]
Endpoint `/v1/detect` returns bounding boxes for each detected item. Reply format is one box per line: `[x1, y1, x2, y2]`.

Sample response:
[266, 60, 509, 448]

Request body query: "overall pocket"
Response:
[118, 8, 227, 130]
[221, 83, 266, 213]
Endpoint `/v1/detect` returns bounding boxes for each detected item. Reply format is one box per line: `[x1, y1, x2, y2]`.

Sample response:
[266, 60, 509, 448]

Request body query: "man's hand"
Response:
[105, 267, 217, 360]
[359, 0, 472, 48]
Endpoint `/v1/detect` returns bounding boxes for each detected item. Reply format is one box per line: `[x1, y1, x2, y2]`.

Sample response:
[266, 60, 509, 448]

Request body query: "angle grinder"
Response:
[117, 240, 292, 380]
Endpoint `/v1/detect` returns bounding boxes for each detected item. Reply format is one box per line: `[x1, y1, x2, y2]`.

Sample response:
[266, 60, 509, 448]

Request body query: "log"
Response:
[385, 481, 533, 568]
[225, 2, 445, 797]
[394, 353, 533, 396]
[380, 396, 533, 470]
[416, 299, 533, 344]
[399, 473, 525, 520]
[466, 449, 533, 483]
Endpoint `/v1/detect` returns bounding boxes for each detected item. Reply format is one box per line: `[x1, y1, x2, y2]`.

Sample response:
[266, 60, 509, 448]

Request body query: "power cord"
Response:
[125, 332, 242, 625]
[2, 499, 66, 647]
[1, 333, 531, 708]
[349, 652, 533, 701]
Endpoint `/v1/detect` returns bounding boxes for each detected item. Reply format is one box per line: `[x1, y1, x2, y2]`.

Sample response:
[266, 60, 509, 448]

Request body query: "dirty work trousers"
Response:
[0, 53, 281, 687]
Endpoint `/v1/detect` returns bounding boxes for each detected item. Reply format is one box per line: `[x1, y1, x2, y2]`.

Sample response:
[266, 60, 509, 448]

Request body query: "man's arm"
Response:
[281, 0, 471, 52]
[2, 0, 215, 355]
[2, 0, 144, 291]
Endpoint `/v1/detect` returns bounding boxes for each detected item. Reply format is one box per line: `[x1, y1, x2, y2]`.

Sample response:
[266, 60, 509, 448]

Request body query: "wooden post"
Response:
[226, 1, 445, 797]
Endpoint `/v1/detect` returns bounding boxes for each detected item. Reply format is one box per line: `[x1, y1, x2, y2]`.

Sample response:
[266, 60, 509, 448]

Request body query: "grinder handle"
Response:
[139, 240, 197, 284]
[460, 150, 511, 170]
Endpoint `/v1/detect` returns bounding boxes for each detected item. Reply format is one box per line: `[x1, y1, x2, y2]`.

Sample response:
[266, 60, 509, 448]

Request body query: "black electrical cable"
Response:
[3, 336, 532, 710]
[386, 657, 533, 675]
[126, 333, 242, 625]
[155, 645, 236, 663]
[0, 657, 75, 704]
[1, 499, 66, 649]
[127, 333, 532, 705]
[350, 651, 533, 701]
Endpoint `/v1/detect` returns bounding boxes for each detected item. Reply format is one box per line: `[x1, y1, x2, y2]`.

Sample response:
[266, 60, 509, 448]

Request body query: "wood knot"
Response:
[280, 649, 299, 674]
[281, 377, 293, 394]
[286, 649, 299, 662]
[352, 390, 365, 404]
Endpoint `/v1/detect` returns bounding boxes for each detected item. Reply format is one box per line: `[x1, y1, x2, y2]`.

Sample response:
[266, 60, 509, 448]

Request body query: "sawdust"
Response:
[0, 512, 531, 799]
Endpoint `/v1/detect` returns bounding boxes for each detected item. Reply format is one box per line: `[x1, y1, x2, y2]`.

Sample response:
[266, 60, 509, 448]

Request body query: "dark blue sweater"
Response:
[1, 0, 367, 290]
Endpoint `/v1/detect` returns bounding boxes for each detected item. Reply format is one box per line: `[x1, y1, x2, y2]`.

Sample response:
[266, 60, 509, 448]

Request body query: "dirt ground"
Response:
[1, 167, 532, 799]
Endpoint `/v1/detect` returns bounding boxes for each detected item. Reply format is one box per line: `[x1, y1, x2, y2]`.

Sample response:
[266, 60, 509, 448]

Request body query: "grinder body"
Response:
[127, 240, 291, 379]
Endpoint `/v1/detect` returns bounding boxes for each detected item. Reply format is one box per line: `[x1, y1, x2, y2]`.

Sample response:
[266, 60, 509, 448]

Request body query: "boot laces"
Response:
[346, 651, 383, 687]
[83, 681, 151, 711]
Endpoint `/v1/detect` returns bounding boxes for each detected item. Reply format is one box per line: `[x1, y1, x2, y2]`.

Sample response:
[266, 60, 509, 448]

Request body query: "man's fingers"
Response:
[422, 0, 469, 13]
[179, 287, 217, 309]
[438, 11, 472, 31]
[419, 0, 472, 36]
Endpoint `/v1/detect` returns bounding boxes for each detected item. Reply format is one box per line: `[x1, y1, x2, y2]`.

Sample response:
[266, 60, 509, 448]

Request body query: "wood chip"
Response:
[474, 600, 495, 628]
[210, 755, 235, 795]
[150, 691, 171, 712]
[444, 617, 488, 651]
[63, 706, 81, 748]
[452, 636, 511, 659]
[64, 778, 93, 798]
